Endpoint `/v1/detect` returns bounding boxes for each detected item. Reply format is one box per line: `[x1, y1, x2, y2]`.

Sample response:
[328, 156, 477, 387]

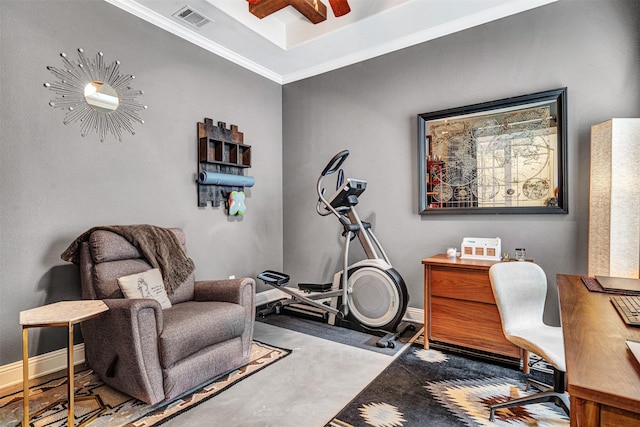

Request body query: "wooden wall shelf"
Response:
[199, 138, 251, 168]
[197, 118, 252, 208]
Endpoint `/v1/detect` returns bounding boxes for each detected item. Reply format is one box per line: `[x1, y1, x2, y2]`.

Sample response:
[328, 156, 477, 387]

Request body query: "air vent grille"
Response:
[173, 6, 211, 28]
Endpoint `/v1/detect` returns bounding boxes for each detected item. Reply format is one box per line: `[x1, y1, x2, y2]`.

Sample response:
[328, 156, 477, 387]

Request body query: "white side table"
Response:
[20, 300, 108, 426]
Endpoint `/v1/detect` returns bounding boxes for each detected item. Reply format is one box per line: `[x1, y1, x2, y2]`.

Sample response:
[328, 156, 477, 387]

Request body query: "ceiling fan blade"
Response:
[328, 0, 350, 17]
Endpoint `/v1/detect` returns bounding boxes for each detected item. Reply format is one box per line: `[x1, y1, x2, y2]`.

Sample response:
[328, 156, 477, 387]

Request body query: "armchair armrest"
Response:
[194, 277, 255, 307]
[194, 278, 256, 360]
[81, 298, 165, 404]
[100, 298, 164, 333]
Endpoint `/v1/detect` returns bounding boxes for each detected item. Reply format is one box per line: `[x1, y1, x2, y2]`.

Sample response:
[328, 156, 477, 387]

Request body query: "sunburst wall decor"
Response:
[44, 48, 146, 142]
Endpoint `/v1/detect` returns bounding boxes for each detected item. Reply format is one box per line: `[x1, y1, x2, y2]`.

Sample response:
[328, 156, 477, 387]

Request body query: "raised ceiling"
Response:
[106, 0, 557, 84]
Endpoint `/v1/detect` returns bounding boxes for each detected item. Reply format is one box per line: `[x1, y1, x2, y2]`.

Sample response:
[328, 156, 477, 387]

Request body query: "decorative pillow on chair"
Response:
[117, 268, 172, 309]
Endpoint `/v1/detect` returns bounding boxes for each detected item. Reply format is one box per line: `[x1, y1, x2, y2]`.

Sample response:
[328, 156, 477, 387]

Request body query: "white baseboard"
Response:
[403, 306, 424, 324]
[0, 293, 423, 389]
[0, 344, 86, 388]
[256, 289, 424, 324]
[255, 288, 287, 307]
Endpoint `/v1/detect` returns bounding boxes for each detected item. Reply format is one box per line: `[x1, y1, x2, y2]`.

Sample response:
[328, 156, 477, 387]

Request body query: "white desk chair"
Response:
[488, 261, 570, 421]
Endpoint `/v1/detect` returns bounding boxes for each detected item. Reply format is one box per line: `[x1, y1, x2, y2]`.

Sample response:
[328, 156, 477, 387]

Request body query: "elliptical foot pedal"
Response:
[257, 270, 290, 287]
[298, 282, 333, 293]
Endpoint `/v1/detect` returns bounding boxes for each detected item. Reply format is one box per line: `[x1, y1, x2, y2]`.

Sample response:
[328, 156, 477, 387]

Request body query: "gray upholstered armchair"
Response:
[71, 227, 255, 404]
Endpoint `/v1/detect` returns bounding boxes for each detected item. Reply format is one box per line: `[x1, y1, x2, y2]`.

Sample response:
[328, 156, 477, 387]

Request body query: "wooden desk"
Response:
[20, 300, 108, 426]
[557, 274, 640, 427]
[422, 254, 527, 370]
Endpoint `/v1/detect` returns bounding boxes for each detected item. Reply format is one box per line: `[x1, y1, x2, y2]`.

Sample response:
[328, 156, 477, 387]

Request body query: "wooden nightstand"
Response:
[422, 254, 528, 371]
[20, 300, 108, 426]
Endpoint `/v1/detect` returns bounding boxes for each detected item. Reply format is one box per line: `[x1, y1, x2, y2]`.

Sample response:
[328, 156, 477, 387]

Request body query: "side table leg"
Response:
[67, 323, 74, 427]
[23, 327, 29, 427]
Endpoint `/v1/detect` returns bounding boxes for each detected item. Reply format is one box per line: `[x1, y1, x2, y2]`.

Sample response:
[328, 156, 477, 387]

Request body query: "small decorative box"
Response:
[461, 237, 502, 261]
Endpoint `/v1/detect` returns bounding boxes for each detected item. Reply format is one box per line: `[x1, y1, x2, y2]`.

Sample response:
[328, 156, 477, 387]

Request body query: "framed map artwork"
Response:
[417, 88, 568, 215]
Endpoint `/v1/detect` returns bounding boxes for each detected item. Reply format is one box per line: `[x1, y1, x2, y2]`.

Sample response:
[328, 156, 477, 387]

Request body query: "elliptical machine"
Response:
[258, 150, 412, 348]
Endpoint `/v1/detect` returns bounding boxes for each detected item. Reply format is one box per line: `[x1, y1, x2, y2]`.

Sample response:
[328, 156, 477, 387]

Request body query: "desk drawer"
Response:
[601, 404, 640, 426]
[430, 297, 521, 358]
[431, 267, 495, 304]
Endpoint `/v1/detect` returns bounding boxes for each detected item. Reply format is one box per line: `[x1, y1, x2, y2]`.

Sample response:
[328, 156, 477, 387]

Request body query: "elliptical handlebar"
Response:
[316, 179, 338, 217]
[316, 188, 333, 216]
[316, 150, 350, 218]
[321, 150, 349, 177]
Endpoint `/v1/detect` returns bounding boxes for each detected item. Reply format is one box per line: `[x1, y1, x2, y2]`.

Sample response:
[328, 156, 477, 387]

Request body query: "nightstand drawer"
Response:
[430, 297, 522, 358]
[431, 266, 495, 304]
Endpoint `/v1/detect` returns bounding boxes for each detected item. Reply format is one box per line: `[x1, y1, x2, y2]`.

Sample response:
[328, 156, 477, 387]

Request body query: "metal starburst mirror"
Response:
[45, 48, 146, 142]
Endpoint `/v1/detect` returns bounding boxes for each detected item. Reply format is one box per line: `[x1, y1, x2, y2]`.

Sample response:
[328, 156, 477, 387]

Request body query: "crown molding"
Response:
[105, 0, 557, 85]
[104, 0, 284, 84]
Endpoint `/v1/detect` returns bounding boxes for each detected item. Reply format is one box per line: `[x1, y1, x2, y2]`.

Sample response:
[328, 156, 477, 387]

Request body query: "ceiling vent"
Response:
[173, 6, 212, 29]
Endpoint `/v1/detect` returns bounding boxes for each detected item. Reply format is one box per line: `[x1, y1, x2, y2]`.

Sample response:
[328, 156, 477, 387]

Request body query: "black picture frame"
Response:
[417, 87, 568, 215]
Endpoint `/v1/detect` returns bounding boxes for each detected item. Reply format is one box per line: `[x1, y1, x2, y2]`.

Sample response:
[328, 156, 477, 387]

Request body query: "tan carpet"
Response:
[0, 341, 290, 427]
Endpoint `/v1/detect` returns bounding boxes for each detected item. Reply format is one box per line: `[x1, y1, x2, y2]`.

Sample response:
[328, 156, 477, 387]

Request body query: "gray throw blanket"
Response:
[61, 224, 195, 294]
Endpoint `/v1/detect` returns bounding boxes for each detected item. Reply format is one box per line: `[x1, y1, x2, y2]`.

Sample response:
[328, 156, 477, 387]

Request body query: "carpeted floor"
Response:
[327, 335, 570, 427]
[0, 341, 290, 427]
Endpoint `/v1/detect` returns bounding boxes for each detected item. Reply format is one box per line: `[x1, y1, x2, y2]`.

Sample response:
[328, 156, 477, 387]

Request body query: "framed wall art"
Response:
[417, 88, 568, 215]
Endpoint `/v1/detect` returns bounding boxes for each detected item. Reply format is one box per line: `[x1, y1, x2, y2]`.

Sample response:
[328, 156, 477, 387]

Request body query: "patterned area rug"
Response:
[0, 341, 290, 427]
[327, 334, 569, 427]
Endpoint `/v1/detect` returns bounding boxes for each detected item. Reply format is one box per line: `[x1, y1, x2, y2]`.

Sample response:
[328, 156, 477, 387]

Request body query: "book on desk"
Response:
[595, 275, 640, 293]
[627, 339, 640, 372]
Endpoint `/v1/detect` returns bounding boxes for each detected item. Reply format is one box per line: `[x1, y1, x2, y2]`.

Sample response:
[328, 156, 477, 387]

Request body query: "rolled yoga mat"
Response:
[198, 171, 255, 187]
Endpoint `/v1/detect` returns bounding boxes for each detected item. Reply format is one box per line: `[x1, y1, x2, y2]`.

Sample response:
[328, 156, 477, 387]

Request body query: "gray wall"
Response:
[0, 0, 283, 365]
[282, 0, 640, 324]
